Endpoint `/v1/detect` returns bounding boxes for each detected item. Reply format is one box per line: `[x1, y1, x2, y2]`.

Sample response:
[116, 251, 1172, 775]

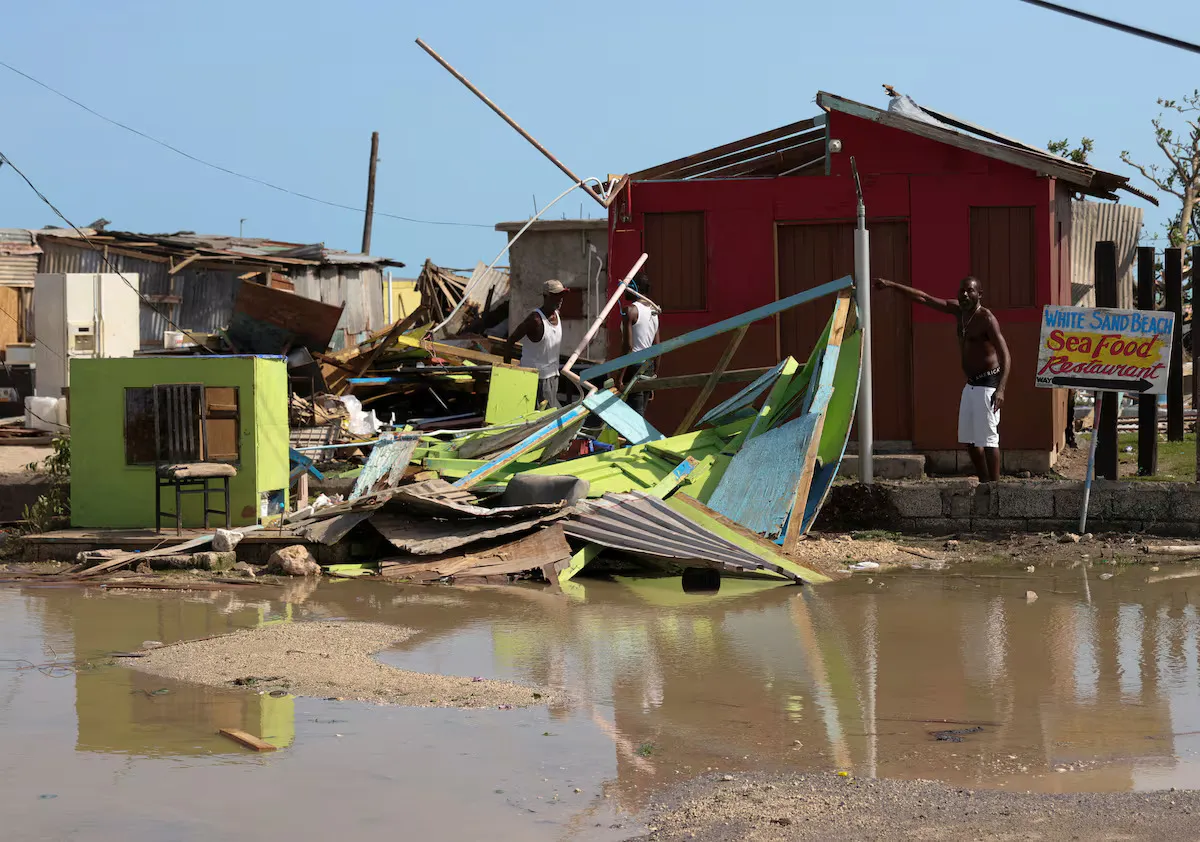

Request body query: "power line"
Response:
[0, 59, 494, 231]
[1016, 1, 1200, 55]
[0, 150, 216, 353]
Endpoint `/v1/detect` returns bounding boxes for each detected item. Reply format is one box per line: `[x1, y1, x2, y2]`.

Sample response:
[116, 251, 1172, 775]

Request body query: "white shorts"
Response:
[959, 384, 1000, 448]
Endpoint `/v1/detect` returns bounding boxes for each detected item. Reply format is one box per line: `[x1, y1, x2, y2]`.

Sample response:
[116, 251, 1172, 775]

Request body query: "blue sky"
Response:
[0, 0, 1193, 271]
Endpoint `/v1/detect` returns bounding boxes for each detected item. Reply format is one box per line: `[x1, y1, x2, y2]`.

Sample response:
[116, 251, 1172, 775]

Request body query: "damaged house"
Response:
[32, 228, 402, 351]
[604, 90, 1156, 473]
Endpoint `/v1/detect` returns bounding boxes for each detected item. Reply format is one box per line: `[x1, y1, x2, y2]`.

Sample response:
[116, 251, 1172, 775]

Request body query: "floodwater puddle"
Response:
[4, 562, 1200, 839]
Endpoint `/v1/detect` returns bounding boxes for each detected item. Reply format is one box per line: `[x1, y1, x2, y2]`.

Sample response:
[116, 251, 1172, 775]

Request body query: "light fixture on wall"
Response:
[829, 139, 843, 154]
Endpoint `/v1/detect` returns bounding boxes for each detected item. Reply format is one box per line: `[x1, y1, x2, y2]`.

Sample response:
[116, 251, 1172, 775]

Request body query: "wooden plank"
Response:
[557, 543, 603, 585]
[381, 525, 571, 582]
[648, 456, 699, 498]
[698, 361, 788, 428]
[452, 403, 590, 488]
[628, 367, 771, 393]
[782, 291, 852, 553]
[630, 115, 826, 181]
[371, 509, 570, 555]
[581, 275, 853, 383]
[168, 252, 204, 275]
[584, 389, 665, 445]
[656, 130, 825, 182]
[219, 728, 278, 752]
[674, 325, 749, 434]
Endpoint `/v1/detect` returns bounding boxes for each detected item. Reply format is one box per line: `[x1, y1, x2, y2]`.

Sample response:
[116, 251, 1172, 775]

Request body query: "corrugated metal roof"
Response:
[36, 229, 403, 268]
[1070, 199, 1143, 308]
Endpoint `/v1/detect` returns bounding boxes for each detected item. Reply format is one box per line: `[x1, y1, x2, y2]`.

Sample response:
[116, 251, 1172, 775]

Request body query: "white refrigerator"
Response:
[34, 272, 141, 398]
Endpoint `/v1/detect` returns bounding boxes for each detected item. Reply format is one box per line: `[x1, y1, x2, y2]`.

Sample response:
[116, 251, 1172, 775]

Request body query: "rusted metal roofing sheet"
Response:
[0, 229, 41, 287]
[1070, 199, 1143, 308]
[564, 491, 800, 580]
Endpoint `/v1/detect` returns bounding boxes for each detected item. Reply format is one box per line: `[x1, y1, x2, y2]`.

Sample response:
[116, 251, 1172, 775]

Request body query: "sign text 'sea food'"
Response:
[1036, 306, 1175, 394]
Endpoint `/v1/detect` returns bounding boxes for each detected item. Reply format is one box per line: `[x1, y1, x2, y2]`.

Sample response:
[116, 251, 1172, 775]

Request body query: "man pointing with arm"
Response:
[875, 275, 1011, 482]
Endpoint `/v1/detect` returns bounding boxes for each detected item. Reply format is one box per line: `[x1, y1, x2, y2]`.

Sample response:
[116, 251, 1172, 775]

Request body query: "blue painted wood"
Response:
[453, 403, 590, 488]
[583, 390, 664, 445]
[698, 361, 787, 427]
[579, 275, 853, 382]
[289, 448, 325, 481]
[706, 412, 818, 538]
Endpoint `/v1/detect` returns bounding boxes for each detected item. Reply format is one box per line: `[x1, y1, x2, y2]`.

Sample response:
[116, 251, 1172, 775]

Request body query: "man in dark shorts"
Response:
[875, 275, 1011, 482]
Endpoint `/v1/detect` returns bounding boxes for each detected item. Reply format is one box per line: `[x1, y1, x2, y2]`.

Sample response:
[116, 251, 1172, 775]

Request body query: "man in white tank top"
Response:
[614, 274, 660, 417]
[506, 279, 566, 409]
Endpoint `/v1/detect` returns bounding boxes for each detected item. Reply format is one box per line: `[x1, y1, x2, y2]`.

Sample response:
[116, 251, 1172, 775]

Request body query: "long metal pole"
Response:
[362, 131, 379, 254]
[852, 158, 874, 484]
[1079, 390, 1102, 534]
[415, 38, 608, 208]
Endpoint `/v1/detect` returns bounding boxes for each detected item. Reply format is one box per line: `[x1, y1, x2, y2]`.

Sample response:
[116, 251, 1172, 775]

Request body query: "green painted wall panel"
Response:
[484, 367, 539, 425]
[69, 356, 288, 529]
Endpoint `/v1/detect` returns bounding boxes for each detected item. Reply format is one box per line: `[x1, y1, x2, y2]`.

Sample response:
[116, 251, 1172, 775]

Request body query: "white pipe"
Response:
[560, 253, 648, 382]
[429, 177, 610, 338]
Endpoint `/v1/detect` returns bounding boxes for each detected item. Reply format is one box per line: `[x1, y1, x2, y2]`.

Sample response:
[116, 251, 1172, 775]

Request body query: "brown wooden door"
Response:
[776, 221, 913, 442]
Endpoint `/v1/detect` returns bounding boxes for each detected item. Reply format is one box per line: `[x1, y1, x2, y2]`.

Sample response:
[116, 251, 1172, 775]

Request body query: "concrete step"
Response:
[838, 453, 926, 480]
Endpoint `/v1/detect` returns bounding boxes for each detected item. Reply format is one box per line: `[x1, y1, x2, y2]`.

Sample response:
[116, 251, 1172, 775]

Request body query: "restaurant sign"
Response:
[1036, 306, 1175, 394]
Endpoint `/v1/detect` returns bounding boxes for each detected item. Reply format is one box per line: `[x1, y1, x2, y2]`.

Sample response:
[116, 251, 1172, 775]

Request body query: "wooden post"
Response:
[1137, 246, 1159, 477]
[1094, 242, 1119, 480]
[1166, 248, 1184, 441]
[297, 471, 309, 510]
[673, 325, 749, 434]
[361, 131, 379, 254]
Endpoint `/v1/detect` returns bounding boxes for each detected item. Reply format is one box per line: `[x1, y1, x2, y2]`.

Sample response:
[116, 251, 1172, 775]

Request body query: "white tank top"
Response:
[520, 308, 562, 378]
[630, 301, 659, 353]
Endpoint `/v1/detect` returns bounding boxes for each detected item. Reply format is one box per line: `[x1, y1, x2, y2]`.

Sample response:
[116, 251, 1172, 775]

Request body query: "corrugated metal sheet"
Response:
[1071, 200, 1143, 308]
[0, 229, 41, 288]
[291, 265, 384, 350]
[564, 491, 800, 580]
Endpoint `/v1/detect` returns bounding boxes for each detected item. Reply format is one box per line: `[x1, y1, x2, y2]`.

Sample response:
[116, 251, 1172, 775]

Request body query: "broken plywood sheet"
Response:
[300, 511, 373, 545]
[369, 508, 571, 555]
[350, 432, 422, 500]
[379, 524, 571, 582]
[583, 389, 664, 445]
[384, 479, 563, 519]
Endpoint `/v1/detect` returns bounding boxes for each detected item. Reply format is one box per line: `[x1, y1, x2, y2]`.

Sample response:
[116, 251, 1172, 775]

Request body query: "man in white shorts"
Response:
[875, 275, 1011, 482]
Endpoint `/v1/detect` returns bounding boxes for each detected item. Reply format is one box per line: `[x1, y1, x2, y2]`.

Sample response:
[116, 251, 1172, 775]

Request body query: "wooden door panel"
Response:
[777, 221, 913, 441]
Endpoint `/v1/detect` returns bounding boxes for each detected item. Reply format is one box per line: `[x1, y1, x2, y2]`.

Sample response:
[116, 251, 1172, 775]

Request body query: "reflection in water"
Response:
[5, 563, 1200, 838]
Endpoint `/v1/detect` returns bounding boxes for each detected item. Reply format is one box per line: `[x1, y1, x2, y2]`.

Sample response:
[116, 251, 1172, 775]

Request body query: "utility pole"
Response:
[362, 131, 379, 255]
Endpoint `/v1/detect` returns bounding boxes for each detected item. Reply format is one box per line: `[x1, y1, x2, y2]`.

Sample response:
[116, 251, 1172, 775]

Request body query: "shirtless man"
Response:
[875, 275, 1011, 482]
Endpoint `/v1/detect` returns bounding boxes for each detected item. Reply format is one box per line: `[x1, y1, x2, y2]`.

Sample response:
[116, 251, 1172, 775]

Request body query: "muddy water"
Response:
[3, 565, 1200, 840]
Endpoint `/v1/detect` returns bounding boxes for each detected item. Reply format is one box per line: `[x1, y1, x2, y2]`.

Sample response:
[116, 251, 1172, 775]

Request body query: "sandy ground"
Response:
[636, 772, 1200, 841]
[130, 620, 558, 709]
[0, 444, 52, 474]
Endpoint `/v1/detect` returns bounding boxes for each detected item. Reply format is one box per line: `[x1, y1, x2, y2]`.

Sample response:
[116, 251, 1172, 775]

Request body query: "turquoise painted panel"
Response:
[583, 390, 664, 445]
[706, 412, 818, 538]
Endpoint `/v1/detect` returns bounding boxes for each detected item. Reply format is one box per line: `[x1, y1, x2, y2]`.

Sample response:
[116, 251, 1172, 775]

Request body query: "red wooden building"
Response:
[606, 91, 1153, 473]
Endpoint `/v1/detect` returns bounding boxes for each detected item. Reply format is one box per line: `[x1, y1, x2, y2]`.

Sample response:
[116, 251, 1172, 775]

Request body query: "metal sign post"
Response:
[1078, 389, 1104, 533]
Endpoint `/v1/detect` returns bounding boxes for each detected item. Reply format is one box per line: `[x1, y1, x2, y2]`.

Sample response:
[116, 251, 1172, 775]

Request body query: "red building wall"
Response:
[607, 112, 1070, 458]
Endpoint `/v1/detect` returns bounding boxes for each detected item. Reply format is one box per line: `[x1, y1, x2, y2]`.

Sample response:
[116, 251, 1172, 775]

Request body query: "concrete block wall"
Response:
[824, 479, 1200, 537]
